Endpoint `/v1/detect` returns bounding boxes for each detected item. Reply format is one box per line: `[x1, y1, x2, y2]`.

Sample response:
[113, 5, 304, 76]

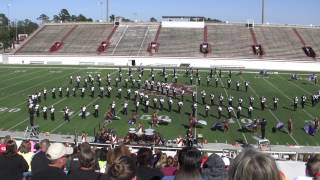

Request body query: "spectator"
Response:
[174, 147, 202, 180]
[202, 154, 228, 180]
[136, 148, 163, 180]
[228, 148, 281, 180]
[106, 144, 131, 171]
[96, 148, 108, 173]
[32, 143, 73, 180]
[31, 139, 50, 175]
[69, 142, 100, 174]
[306, 155, 320, 180]
[18, 140, 34, 171]
[107, 156, 136, 180]
[155, 153, 167, 169]
[160, 156, 177, 176]
[68, 147, 108, 180]
[0, 139, 29, 180]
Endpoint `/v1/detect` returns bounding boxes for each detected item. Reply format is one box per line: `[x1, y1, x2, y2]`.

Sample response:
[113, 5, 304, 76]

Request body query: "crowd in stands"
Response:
[0, 136, 320, 180]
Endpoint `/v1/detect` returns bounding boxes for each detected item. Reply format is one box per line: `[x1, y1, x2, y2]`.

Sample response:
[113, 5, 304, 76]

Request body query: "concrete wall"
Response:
[7, 55, 320, 72]
[162, 21, 205, 28]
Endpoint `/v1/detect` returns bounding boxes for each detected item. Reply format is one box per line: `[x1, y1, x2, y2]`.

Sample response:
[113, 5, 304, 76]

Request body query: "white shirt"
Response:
[94, 105, 99, 110]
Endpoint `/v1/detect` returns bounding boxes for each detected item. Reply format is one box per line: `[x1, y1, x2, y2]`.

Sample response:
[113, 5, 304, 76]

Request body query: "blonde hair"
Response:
[229, 148, 281, 180]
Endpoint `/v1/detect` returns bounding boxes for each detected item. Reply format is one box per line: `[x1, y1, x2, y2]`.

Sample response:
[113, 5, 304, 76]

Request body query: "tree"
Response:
[0, 14, 9, 26]
[77, 14, 88, 22]
[37, 14, 50, 24]
[70, 15, 77, 22]
[53, 15, 60, 23]
[109, 14, 115, 22]
[205, 17, 224, 23]
[59, 9, 71, 22]
[150, 17, 157, 22]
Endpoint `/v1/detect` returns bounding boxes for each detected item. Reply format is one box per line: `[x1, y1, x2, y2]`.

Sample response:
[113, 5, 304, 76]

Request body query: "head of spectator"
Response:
[39, 139, 50, 153]
[156, 153, 167, 168]
[136, 148, 153, 167]
[4, 139, 18, 156]
[175, 147, 202, 180]
[79, 148, 96, 170]
[107, 156, 136, 180]
[228, 148, 281, 180]
[46, 143, 73, 169]
[202, 154, 228, 180]
[107, 144, 131, 165]
[306, 155, 320, 179]
[18, 140, 32, 154]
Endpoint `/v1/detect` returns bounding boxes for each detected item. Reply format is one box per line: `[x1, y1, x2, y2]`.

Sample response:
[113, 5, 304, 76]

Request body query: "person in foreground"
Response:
[228, 148, 282, 180]
[107, 156, 137, 180]
[32, 142, 73, 180]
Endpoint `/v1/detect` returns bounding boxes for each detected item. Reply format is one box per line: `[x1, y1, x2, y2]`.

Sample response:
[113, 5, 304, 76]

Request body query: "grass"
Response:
[0, 65, 319, 146]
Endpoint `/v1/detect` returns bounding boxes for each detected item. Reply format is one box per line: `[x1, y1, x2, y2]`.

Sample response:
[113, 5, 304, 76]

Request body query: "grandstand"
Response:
[12, 22, 320, 62]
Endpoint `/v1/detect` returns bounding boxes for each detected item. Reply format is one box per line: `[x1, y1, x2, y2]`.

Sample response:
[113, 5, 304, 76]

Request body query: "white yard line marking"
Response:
[219, 79, 248, 144]
[111, 26, 128, 55]
[277, 75, 312, 95]
[269, 110, 299, 145]
[239, 76, 300, 145]
[0, 72, 48, 91]
[0, 69, 45, 84]
[7, 98, 67, 131]
[50, 97, 100, 133]
[0, 69, 81, 102]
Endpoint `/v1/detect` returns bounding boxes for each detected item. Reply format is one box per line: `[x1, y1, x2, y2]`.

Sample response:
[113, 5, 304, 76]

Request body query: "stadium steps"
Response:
[55, 24, 114, 54]
[15, 25, 76, 54]
[254, 26, 308, 60]
[297, 28, 320, 59]
[206, 24, 254, 58]
[155, 28, 204, 57]
[109, 25, 158, 57]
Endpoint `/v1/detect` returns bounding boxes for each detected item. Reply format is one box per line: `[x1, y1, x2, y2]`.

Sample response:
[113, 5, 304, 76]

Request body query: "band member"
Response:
[81, 87, 85, 98]
[91, 86, 95, 97]
[210, 94, 215, 105]
[43, 88, 47, 100]
[50, 105, 55, 121]
[248, 105, 253, 118]
[29, 105, 35, 126]
[260, 118, 267, 139]
[93, 104, 99, 117]
[301, 95, 306, 109]
[145, 99, 150, 113]
[192, 103, 197, 117]
[72, 87, 76, 97]
[236, 81, 240, 91]
[123, 101, 128, 115]
[207, 76, 210, 86]
[159, 97, 164, 111]
[51, 88, 56, 99]
[293, 96, 298, 111]
[64, 106, 70, 122]
[168, 98, 173, 112]
[288, 118, 293, 135]
[189, 115, 197, 128]
[152, 112, 158, 127]
[58, 87, 62, 97]
[245, 81, 249, 92]
[42, 105, 48, 120]
[205, 104, 210, 117]
[135, 101, 140, 113]
[181, 89, 185, 101]
[227, 79, 231, 89]
[35, 104, 40, 117]
[218, 106, 222, 119]
[224, 119, 229, 133]
[186, 127, 194, 147]
[273, 97, 279, 110]
[215, 77, 219, 87]
[260, 96, 266, 111]
[237, 106, 242, 119]
[111, 101, 116, 116]
[201, 90, 206, 105]
[66, 87, 70, 97]
[249, 96, 254, 107]
[178, 101, 183, 113]
[227, 106, 233, 119]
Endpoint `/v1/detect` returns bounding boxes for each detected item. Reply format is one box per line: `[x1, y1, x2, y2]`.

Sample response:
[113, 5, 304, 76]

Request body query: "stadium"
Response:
[0, 0, 320, 179]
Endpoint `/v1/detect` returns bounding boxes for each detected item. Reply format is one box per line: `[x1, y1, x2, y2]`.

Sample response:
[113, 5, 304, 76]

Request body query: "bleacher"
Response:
[154, 27, 203, 57]
[56, 24, 114, 54]
[106, 25, 158, 56]
[207, 24, 254, 58]
[298, 27, 320, 56]
[13, 22, 320, 60]
[254, 26, 308, 60]
[16, 25, 75, 54]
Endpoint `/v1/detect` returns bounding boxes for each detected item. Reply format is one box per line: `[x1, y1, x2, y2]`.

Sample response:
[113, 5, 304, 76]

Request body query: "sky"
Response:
[0, 0, 319, 25]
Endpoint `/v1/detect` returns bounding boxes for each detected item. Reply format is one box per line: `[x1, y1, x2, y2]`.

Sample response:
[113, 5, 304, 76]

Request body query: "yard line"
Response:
[0, 69, 81, 102]
[239, 76, 300, 145]
[0, 69, 45, 84]
[50, 97, 100, 133]
[269, 110, 299, 145]
[7, 98, 68, 131]
[277, 75, 312, 95]
[111, 25, 128, 55]
[0, 71, 50, 91]
[219, 79, 248, 144]
[263, 78, 317, 119]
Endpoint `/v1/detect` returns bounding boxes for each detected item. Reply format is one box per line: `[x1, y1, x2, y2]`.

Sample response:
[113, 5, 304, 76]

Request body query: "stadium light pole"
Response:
[261, 0, 265, 24]
[106, 0, 109, 22]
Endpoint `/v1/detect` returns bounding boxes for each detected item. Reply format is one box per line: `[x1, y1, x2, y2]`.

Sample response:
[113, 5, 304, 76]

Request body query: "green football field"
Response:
[0, 64, 319, 146]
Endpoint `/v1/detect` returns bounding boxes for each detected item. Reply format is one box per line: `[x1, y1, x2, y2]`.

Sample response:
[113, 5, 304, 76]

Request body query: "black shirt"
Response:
[136, 166, 163, 180]
[0, 153, 29, 180]
[33, 166, 68, 180]
[68, 168, 108, 180]
[31, 151, 50, 175]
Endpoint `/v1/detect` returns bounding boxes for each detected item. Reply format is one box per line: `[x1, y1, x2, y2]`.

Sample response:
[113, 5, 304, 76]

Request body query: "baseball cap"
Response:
[46, 143, 73, 160]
